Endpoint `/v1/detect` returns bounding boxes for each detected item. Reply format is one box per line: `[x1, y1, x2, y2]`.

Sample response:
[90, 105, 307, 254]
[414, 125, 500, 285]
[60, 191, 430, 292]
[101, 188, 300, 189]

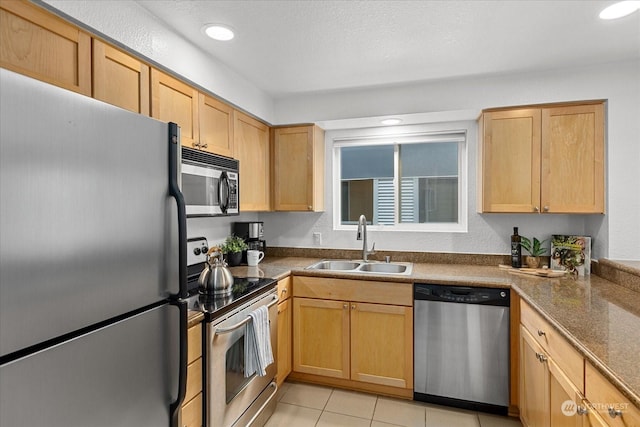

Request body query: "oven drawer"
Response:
[186, 358, 202, 403]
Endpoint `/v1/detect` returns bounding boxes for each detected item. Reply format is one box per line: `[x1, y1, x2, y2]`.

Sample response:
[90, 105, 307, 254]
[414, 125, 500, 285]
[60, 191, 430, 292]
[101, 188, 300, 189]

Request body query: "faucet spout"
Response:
[356, 214, 376, 261]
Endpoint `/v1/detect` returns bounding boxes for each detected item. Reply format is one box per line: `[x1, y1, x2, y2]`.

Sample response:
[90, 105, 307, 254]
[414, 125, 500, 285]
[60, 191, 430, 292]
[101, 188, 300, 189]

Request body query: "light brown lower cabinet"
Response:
[276, 277, 293, 386]
[180, 321, 203, 427]
[291, 276, 412, 395]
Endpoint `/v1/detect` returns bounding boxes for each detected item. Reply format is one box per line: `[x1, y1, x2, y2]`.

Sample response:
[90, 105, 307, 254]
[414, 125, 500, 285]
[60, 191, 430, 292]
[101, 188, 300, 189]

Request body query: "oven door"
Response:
[207, 291, 278, 427]
[181, 162, 226, 216]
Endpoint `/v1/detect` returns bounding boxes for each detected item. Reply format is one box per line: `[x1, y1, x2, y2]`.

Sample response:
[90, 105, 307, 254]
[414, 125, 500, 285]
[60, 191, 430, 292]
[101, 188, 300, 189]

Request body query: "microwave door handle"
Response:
[219, 171, 230, 214]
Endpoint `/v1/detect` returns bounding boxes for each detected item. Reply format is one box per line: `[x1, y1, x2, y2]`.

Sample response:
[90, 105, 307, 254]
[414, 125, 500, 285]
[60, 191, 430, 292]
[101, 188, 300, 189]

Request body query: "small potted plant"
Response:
[520, 236, 548, 268]
[220, 235, 248, 267]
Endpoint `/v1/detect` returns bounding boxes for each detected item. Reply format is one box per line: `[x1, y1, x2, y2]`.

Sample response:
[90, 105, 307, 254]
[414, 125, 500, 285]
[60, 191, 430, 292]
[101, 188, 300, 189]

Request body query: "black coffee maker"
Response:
[232, 221, 266, 264]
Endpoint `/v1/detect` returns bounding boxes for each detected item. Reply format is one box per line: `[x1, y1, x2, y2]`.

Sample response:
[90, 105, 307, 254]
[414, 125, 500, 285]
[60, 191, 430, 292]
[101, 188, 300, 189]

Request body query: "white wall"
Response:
[40, 0, 275, 123]
[270, 60, 640, 260]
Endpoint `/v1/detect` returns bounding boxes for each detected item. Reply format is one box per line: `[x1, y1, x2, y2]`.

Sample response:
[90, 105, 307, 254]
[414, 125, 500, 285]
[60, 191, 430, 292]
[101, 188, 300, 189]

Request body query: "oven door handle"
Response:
[214, 295, 278, 335]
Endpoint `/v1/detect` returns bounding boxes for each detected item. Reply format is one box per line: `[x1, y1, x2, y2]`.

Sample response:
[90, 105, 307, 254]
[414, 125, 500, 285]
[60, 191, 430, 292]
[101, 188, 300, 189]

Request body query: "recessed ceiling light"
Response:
[599, 1, 640, 19]
[203, 24, 235, 41]
[381, 118, 402, 125]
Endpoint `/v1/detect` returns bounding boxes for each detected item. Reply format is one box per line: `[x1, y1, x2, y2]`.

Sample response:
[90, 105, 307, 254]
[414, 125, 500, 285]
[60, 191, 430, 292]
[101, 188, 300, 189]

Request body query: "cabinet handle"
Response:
[543, 206, 549, 212]
[608, 407, 623, 418]
[577, 406, 589, 416]
[537, 330, 546, 336]
[201, 143, 208, 148]
[534, 206, 540, 212]
[535, 352, 547, 362]
[193, 142, 200, 148]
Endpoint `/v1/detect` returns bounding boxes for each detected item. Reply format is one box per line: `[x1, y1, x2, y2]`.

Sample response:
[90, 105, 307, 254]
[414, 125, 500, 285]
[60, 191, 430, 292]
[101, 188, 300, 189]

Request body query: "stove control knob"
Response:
[193, 247, 201, 256]
[201, 245, 208, 254]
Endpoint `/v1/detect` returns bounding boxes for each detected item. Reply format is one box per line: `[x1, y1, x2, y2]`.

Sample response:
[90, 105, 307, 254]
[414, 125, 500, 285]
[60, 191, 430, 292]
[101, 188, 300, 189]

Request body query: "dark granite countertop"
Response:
[228, 256, 640, 408]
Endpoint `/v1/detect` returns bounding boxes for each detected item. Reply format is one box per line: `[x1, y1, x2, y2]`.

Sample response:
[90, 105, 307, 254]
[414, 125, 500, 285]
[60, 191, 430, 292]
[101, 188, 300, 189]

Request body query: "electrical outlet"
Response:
[313, 232, 322, 246]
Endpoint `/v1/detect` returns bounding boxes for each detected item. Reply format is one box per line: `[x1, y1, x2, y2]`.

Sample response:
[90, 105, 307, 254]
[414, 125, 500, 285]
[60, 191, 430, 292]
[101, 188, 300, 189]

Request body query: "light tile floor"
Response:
[265, 381, 523, 427]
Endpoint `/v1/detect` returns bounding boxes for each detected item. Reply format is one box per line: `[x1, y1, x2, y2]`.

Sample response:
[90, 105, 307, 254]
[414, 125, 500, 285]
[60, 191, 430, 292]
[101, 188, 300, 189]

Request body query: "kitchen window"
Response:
[333, 131, 467, 232]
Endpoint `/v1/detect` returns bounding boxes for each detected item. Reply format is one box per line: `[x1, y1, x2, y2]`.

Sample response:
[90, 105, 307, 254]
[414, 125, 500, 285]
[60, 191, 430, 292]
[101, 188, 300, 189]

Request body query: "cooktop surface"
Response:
[185, 276, 276, 321]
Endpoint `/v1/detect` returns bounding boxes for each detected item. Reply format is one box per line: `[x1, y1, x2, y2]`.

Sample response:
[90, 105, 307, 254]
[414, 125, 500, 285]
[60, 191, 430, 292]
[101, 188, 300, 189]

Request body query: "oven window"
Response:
[182, 173, 219, 206]
[225, 332, 255, 403]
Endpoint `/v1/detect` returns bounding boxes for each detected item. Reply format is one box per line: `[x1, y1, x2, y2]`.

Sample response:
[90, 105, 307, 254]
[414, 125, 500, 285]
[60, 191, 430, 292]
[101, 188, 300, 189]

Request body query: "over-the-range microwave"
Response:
[180, 147, 239, 217]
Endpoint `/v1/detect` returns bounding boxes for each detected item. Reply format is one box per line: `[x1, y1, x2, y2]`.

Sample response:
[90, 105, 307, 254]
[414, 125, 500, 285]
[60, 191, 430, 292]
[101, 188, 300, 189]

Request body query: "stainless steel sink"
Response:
[357, 263, 410, 274]
[305, 260, 413, 276]
[306, 260, 362, 271]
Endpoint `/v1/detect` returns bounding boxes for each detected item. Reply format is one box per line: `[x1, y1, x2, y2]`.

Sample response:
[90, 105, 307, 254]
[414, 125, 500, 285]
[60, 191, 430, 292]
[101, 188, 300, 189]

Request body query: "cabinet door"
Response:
[151, 69, 199, 147]
[481, 109, 541, 213]
[276, 298, 292, 386]
[180, 392, 203, 427]
[293, 297, 349, 379]
[234, 111, 270, 211]
[199, 93, 234, 157]
[520, 326, 550, 427]
[273, 126, 324, 211]
[549, 358, 583, 427]
[541, 104, 604, 213]
[0, 0, 91, 95]
[93, 39, 149, 115]
[350, 302, 413, 389]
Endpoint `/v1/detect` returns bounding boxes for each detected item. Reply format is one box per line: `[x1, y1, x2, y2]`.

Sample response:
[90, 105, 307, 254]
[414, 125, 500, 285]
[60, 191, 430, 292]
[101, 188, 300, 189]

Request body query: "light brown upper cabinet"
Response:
[199, 94, 234, 157]
[93, 39, 150, 115]
[150, 68, 199, 147]
[234, 111, 270, 211]
[479, 102, 605, 214]
[0, 0, 91, 95]
[272, 125, 325, 211]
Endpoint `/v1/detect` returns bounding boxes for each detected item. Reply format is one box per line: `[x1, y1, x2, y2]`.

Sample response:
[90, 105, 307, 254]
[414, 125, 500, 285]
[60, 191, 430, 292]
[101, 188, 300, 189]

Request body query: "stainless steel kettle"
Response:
[198, 247, 234, 296]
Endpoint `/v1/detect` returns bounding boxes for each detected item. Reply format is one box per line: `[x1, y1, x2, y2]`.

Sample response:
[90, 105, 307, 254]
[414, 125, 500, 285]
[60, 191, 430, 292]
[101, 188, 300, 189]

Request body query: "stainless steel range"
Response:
[185, 237, 278, 427]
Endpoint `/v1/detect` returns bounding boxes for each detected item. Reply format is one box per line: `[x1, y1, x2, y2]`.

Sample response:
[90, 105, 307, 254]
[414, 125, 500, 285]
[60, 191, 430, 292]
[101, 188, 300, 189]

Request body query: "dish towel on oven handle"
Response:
[245, 305, 273, 377]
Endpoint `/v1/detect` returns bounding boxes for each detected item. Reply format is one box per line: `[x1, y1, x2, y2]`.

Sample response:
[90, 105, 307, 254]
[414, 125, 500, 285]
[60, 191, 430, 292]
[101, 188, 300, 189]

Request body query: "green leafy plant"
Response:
[220, 235, 248, 254]
[520, 236, 548, 257]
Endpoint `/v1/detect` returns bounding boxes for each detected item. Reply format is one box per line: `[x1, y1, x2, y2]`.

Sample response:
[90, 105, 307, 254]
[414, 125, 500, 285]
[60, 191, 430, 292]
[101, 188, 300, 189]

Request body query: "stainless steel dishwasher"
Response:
[414, 284, 510, 415]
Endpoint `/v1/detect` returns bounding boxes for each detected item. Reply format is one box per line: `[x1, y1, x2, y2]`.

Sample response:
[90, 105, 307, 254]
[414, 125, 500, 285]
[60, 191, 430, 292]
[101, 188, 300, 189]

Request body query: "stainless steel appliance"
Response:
[186, 238, 278, 427]
[0, 69, 188, 426]
[414, 284, 510, 415]
[181, 147, 239, 217]
[233, 221, 266, 264]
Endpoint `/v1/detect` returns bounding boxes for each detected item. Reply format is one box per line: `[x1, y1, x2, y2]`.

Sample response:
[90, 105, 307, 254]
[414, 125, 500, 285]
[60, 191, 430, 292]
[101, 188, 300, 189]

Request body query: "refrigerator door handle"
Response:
[169, 299, 188, 427]
[168, 122, 188, 299]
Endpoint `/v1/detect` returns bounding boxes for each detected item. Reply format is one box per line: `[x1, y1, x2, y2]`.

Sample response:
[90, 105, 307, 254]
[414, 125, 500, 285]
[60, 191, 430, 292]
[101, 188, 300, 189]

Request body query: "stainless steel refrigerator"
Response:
[0, 68, 189, 427]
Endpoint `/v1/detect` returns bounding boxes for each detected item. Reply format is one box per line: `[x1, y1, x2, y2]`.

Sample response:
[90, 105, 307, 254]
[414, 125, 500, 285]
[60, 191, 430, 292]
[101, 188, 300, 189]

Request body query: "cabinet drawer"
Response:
[585, 362, 640, 427]
[293, 276, 412, 306]
[185, 358, 202, 404]
[181, 392, 203, 427]
[187, 323, 202, 364]
[520, 300, 583, 390]
[277, 276, 292, 303]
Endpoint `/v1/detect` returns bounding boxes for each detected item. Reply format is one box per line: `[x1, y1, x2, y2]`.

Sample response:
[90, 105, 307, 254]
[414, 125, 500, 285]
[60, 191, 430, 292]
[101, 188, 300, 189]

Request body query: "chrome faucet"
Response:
[356, 214, 376, 261]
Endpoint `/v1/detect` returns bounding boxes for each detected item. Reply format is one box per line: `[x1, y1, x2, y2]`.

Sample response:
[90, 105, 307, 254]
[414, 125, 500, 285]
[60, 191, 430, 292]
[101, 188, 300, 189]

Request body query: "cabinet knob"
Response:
[577, 406, 589, 416]
[534, 206, 540, 212]
[281, 288, 287, 294]
[543, 206, 550, 212]
[343, 303, 348, 309]
[308, 206, 313, 211]
[351, 304, 356, 310]
[537, 330, 546, 337]
[608, 407, 623, 418]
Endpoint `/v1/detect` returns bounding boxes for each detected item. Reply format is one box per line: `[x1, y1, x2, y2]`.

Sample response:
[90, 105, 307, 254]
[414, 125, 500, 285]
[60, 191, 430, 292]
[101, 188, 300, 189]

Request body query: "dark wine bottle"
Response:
[511, 227, 522, 268]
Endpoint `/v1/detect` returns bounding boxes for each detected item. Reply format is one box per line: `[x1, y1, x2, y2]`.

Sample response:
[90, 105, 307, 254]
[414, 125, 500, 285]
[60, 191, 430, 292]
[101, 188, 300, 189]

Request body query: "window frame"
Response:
[332, 130, 468, 233]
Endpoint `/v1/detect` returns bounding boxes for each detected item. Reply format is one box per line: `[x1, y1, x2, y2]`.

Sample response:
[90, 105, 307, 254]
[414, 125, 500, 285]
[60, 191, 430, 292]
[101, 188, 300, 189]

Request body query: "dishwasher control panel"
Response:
[414, 284, 509, 306]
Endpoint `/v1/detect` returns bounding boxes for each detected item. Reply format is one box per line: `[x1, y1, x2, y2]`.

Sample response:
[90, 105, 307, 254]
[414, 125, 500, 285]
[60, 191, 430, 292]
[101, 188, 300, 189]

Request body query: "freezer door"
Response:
[0, 69, 180, 357]
[0, 303, 179, 427]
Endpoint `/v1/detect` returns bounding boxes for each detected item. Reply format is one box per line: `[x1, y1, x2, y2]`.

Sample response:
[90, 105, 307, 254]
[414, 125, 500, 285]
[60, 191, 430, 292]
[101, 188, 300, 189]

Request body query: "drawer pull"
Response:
[537, 330, 546, 336]
[577, 406, 589, 416]
[608, 407, 623, 418]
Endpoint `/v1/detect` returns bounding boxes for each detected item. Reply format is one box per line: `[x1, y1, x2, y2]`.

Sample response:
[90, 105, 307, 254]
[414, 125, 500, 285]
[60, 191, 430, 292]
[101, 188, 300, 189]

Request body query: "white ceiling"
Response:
[135, 0, 640, 98]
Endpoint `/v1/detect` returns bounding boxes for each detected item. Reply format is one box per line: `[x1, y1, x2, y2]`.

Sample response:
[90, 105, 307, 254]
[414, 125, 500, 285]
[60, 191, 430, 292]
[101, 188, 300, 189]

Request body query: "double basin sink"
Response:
[305, 260, 413, 276]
